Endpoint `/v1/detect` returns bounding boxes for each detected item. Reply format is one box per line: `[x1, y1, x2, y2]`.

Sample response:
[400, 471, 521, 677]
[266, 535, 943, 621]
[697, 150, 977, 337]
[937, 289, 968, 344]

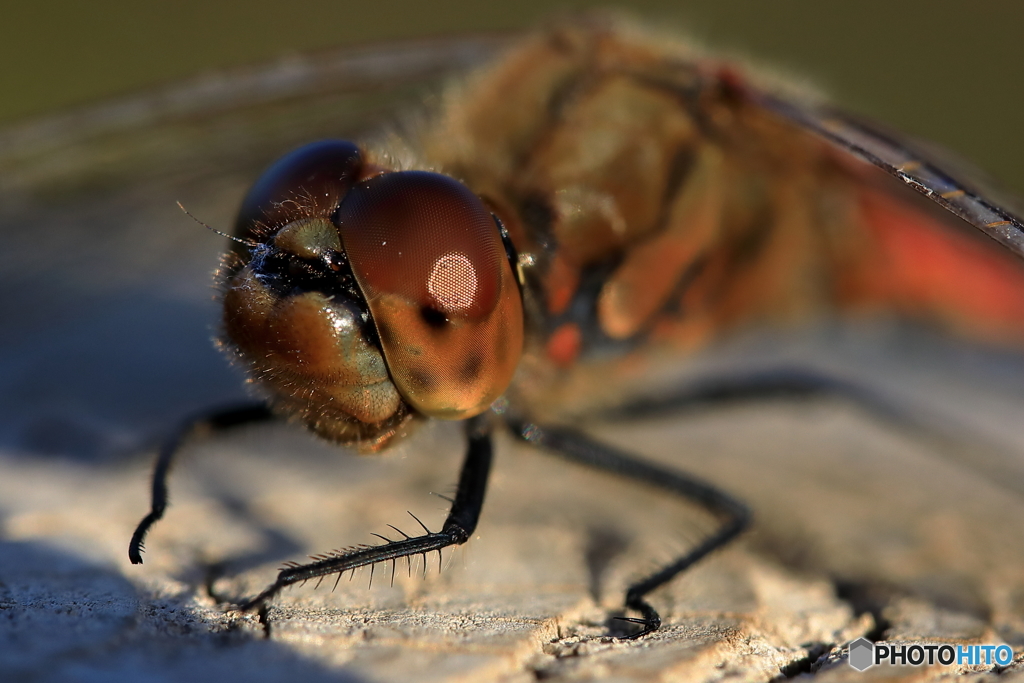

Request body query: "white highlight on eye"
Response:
[427, 252, 477, 311]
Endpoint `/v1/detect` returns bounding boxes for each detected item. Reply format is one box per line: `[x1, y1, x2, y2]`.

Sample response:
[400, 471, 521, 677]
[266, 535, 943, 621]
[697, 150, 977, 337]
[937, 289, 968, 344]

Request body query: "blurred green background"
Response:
[1, 0, 1022, 194]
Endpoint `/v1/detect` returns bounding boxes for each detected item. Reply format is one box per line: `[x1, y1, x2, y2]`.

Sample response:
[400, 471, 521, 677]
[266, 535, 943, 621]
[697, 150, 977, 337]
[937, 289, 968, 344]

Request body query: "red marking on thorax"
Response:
[546, 322, 582, 367]
[545, 254, 580, 316]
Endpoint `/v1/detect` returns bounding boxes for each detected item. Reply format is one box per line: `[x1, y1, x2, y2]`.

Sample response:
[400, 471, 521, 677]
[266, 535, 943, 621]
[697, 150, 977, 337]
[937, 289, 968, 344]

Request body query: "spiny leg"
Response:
[129, 402, 275, 564]
[237, 414, 494, 612]
[508, 418, 750, 638]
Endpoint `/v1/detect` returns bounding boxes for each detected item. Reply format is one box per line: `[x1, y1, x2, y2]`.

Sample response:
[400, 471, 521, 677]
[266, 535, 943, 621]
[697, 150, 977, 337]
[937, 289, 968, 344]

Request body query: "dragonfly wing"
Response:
[762, 94, 1024, 260]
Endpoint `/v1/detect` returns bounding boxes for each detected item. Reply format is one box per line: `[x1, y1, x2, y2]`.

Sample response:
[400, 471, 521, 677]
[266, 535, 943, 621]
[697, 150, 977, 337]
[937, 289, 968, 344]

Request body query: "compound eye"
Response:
[335, 171, 524, 419]
[234, 140, 362, 243]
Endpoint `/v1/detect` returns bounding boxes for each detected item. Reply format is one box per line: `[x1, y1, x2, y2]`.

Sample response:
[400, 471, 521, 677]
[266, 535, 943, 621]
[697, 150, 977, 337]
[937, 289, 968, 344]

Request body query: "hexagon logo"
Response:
[848, 638, 875, 671]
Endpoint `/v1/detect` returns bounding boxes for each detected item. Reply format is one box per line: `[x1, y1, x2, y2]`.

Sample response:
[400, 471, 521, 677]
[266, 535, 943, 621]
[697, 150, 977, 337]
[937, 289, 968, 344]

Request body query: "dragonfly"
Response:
[115, 20, 1024, 639]
[19, 20, 1016, 639]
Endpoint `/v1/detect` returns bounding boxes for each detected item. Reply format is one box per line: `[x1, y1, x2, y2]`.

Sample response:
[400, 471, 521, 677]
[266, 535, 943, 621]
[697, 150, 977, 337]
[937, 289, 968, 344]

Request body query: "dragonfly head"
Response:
[220, 140, 524, 450]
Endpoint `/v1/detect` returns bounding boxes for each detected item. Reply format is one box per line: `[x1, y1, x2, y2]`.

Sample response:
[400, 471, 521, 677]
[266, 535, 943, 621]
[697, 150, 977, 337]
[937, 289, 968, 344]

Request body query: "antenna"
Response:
[176, 201, 258, 248]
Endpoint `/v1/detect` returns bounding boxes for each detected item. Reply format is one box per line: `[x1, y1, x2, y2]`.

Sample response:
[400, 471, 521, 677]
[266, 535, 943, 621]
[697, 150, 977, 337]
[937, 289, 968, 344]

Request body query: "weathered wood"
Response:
[3, 339, 1024, 681]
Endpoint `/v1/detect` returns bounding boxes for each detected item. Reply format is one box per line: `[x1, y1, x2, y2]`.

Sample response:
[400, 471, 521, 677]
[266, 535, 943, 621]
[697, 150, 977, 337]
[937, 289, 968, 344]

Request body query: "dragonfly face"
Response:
[222, 140, 523, 449]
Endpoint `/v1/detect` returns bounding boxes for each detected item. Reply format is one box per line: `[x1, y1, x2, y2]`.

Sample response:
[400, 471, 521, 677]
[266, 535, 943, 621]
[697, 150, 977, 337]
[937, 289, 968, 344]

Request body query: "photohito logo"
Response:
[848, 638, 1014, 671]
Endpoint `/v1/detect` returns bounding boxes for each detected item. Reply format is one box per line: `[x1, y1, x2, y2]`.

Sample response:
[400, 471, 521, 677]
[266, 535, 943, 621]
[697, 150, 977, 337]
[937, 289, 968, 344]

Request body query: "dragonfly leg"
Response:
[237, 414, 493, 612]
[601, 366, 909, 424]
[128, 402, 275, 564]
[600, 365, 1012, 493]
[508, 418, 750, 638]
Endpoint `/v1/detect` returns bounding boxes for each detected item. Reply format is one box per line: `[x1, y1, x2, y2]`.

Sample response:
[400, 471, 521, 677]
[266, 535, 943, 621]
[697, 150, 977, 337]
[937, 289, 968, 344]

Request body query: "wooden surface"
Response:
[2, 36, 1024, 682]
[4, 344, 1024, 682]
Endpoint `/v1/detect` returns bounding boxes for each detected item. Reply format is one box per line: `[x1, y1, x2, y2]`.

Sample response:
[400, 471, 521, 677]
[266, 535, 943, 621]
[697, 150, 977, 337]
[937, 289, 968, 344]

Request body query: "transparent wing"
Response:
[0, 34, 506, 198]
